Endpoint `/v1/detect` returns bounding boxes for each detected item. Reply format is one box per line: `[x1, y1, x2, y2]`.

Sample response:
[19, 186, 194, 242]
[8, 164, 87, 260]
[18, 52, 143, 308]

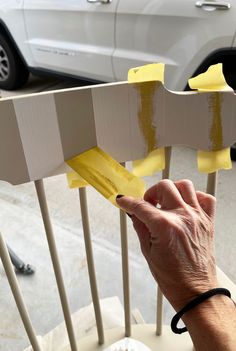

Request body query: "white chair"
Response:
[0, 81, 235, 350]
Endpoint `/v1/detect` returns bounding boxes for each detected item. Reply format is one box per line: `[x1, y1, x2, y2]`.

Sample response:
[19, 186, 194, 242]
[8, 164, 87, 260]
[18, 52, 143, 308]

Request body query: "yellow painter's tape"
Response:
[67, 172, 88, 189]
[128, 63, 165, 83]
[198, 148, 231, 173]
[128, 63, 166, 176]
[66, 147, 145, 206]
[132, 148, 165, 177]
[189, 63, 232, 92]
[188, 63, 232, 173]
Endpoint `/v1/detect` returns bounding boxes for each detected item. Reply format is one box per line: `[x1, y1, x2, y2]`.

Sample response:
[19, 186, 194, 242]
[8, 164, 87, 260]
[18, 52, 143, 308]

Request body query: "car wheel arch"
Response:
[0, 20, 29, 89]
[185, 48, 236, 90]
[0, 19, 28, 69]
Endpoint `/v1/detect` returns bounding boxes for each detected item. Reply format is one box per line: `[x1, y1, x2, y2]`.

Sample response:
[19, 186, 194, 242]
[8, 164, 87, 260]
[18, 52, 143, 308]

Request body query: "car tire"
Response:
[230, 143, 236, 161]
[0, 33, 29, 90]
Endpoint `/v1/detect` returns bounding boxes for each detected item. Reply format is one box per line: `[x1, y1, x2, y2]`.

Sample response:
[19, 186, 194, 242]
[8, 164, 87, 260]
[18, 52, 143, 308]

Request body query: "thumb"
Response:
[116, 195, 162, 231]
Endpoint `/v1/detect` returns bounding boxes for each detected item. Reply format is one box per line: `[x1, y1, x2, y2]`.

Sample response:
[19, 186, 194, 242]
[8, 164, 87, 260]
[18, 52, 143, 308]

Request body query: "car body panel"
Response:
[232, 26, 236, 47]
[0, 0, 236, 89]
[23, 0, 118, 81]
[0, 0, 33, 65]
[114, 0, 236, 90]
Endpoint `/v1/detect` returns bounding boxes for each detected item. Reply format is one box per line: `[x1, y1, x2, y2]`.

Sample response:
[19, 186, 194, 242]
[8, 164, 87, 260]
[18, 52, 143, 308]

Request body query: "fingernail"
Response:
[116, 194, 124, 199]
[126, 212, 132, 218]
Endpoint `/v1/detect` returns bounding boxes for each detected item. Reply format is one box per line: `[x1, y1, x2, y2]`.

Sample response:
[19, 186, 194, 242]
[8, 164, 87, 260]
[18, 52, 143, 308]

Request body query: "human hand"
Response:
[116, 179, 218, 311]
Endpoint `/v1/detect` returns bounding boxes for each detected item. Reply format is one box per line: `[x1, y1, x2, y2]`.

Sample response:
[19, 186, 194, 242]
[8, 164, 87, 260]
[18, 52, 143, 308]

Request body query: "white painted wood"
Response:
[119, 161, 131, 337]
[54, 88, 97, 160]
[104, 337, 151, 351]
[0, 232, 42, 351]
[92, 83, 133, 162]
[156, 146, 172, 336]
[0, 100, 29, 184]
[35, 179, 78, 351]
[206, 172, 217, 196]
[1, 81, 236, 185]
[120, 209, 131, 337]
[156, 288, 163, 336]
[14, 94, 64, 180]
[132, 309, 146, 324]
[79, 187, 104, 345]
[64, 325, 193, 351]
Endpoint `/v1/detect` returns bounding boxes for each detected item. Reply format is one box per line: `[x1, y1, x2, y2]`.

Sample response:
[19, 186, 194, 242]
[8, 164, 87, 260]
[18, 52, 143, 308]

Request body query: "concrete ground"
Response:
[0, 76, 236, 351]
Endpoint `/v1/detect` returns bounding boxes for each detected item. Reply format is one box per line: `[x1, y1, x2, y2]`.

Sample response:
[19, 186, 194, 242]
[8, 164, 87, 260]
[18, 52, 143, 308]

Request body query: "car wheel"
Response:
[230, 143, 236, 161]
[0, 33, 29, 90]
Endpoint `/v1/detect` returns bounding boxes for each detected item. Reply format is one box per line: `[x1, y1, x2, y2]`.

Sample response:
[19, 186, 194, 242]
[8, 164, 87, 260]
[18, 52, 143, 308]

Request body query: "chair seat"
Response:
[67, 325, 193, 351]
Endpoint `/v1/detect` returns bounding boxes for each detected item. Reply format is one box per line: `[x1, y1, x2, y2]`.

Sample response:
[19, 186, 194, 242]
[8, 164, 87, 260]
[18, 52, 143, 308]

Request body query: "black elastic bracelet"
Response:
[171, 288, 231, 334]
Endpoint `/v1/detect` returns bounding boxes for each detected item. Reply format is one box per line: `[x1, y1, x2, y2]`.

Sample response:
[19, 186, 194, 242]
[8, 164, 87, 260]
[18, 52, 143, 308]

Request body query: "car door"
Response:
[23, 0, 117, 81]
[113, 0, 236, 90]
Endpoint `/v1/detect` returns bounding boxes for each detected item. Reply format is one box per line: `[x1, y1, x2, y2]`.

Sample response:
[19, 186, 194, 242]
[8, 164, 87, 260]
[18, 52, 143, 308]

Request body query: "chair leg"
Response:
[34, 179, 78, 351]
[206, 172, 218, 196]
[78, 187, 104, 345]
[0, 233, 42, 351]
[156, 146, 172, 335]
[7, 245, 35, 275]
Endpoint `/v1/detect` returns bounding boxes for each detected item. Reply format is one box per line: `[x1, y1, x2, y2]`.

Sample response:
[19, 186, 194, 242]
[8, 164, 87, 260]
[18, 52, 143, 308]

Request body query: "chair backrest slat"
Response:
[156, 146, 172, 335]
[35, 179, 78, 351]
[120, 209, 131, 337]
[79, 187, 104, 344]
[0, 232, 42, 351]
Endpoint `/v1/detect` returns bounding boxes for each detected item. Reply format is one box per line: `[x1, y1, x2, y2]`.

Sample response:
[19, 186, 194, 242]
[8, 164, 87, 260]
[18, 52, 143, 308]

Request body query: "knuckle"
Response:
[206, 194, 216, 204]
[182, 179, 193, 186]
[160, 179, 172, 186]
[158, 179, 173, 189]
[178, 179, 193, 188]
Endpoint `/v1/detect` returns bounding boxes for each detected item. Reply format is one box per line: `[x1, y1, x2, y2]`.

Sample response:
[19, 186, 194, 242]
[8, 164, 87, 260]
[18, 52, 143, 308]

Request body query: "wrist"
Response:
[182, 293, 235, 324]
[182, 294, 236, 350]
[169, 281, 219, 312]
[171, 287, 232, 335]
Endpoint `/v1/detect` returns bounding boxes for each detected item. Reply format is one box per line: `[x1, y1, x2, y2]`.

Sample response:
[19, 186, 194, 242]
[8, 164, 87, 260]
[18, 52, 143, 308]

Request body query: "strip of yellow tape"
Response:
[66, 147, 145, 206]
[189, 63, 232, 173]
[132, 148, 165, 177]
[188, 63, 233, 92]
[67, 172, 88, 188]
[128, 63, 166, 176]
[128, 63, 165, 83]
[198, 148, 232, 173]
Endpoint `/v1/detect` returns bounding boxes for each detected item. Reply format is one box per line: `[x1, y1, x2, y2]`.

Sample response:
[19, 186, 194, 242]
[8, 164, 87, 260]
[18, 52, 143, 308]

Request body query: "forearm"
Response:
[182, 295, 236, 351]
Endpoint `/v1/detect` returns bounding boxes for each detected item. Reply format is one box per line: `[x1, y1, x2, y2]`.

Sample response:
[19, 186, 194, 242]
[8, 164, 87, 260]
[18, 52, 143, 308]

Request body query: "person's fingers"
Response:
[196, 191, 216, 219]
[144, 179, 184, 210]
[132, 216, 151, 259]
[174, 179, 200, 208]
[116, 196, 164, 231]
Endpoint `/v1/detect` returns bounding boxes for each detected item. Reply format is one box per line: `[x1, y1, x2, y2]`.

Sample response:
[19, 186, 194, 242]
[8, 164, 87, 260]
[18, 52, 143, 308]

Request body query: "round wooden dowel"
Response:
[156, 146, 172, 336]
[79, 187, 104, 345]
[206, 172, 218, 196]
[35, 179, 78, 351]
[0, 232, 42, 351]
[120, 208, 131, 337]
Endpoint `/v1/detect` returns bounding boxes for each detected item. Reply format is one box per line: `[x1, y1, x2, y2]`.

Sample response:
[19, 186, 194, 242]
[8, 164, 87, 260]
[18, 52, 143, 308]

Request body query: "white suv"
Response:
[0, 0, 236, 92]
